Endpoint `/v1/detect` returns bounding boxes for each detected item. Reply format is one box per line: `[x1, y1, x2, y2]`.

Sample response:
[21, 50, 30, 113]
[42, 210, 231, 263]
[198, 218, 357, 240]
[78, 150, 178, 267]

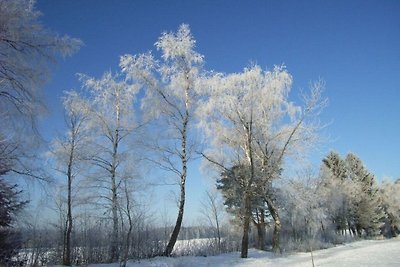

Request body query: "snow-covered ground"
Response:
[88, 238, 400, 267]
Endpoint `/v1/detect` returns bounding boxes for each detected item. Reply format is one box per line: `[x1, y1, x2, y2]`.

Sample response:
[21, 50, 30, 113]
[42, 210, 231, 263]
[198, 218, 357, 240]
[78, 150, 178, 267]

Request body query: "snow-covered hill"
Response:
[88, 238, 400, 267]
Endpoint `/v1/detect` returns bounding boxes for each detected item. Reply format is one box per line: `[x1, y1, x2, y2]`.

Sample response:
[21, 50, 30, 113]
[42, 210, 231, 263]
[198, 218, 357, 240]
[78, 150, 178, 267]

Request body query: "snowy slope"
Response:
[88, 238, 400, 267]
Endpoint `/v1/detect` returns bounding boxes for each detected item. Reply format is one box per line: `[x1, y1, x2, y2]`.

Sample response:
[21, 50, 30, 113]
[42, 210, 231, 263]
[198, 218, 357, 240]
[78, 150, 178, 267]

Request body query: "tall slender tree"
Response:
[200, 189, 225, 252]
[120, 24, 203, 256]
[79, 72, 139, 262]
[50, 91, 92, 265]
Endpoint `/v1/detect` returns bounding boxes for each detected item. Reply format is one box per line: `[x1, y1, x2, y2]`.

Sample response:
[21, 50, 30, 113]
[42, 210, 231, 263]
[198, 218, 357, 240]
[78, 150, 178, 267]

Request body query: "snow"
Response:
[85, 238, 400, 267]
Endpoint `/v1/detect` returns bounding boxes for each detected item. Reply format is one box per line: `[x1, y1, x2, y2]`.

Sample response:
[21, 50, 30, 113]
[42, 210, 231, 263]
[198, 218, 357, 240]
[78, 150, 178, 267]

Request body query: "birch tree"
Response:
[120, 24, 203, 256]
[198, 65, 325, 257]
[79, 72, 139, 262]
[50, 91, 91, 265]
[200, 190, 225, 252]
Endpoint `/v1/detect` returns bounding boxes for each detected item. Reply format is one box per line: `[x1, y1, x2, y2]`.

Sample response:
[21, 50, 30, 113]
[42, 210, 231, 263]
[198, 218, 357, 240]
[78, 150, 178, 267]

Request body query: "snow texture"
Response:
[83, 238, 400, 267]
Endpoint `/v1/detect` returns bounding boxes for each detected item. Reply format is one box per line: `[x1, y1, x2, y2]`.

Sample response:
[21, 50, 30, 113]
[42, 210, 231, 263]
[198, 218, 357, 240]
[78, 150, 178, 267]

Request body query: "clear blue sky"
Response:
[36, 0, 400, 223]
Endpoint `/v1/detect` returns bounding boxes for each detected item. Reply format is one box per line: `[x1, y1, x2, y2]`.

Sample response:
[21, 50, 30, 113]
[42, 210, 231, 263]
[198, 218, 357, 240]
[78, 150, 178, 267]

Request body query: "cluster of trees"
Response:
[217, 151, 400, 255]
[320, 152, 384, 237]
[320, 152, 399, 238]
[50, 72, 141, 265]
[1, 1, 399, 266]
[0, 0, 81, 266]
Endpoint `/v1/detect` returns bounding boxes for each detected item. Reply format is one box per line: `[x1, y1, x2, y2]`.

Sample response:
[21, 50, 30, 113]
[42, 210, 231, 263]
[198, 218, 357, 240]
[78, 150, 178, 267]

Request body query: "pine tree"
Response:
[345, 153, 384, 237]
[321, 152, 385, 237]
[0, 174, 27, 265]
[217, 165, 250, 220]
[322, 151, 347, 181]
[217, 164, 270, 250]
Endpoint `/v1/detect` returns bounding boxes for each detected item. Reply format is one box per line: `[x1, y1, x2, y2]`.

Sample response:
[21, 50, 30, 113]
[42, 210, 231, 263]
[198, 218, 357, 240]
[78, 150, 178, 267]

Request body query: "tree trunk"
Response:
[240, 116, 255, 259]
[266, 196, 281, 253]
[164, 179, 185, 256]
[120, 181, 133, 267]
[110, 129, 120, 262]
[63, 139, 74, 266]
[387, 214, 398, 237]
[272, 217, 281, 253]
[110, 171, 119, 262]
[255, 209, 266, 250]
[164, 102, 189, 256]
[321, 221, 327, 242]
[215, 208, 222, 252]
[391, 223, 399, 237]
[216, 225, 221, 252]
[241, 191, 252, 258]
[62, 173, 72, 266]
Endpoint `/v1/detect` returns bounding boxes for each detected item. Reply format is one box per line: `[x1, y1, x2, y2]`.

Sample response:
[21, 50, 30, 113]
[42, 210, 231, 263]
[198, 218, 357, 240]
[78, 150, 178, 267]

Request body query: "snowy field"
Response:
[86, 238, 400, 267]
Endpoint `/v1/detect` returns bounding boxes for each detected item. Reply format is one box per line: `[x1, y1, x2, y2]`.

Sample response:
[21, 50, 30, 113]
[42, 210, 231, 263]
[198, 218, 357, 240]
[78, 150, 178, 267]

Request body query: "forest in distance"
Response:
[1, 1, 399, 266]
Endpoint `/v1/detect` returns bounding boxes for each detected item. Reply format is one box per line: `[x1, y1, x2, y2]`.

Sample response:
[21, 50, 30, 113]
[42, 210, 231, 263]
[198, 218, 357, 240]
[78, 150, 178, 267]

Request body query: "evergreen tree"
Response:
[0, 171, 27, 265]
[322, 151, 347, 181]
[321, 151, 385, 237]
[217, 165, 269, 222]
[380, 179, 400, 237]
[345, 153, 384, 237]
[0, 140, 27, 264]
[217, 164, 270, 250]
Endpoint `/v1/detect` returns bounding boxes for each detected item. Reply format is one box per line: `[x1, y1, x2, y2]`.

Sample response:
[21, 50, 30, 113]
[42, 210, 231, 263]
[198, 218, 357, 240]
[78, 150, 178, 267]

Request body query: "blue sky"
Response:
[36, 0, 400, 223]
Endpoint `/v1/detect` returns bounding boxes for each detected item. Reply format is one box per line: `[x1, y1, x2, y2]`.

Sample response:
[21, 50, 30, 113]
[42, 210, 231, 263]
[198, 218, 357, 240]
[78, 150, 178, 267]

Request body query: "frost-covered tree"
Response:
[120, 24, 203, 256]
[321, 152, 384, 237]
[217, 165, 250, 220]
[322, 151, 347, 181]
[120, 171, 136, 267]
[217, 164, 270, 250]
[0, 0, 81, 135]
[320, 151, 350, 234]
[0, 0, 82, 193]
[380, 179, 400, 237]
[278, 169, 329, 248]
[199, 189, 225, 253]
[345, 153, 384, 237]
[79, 72, 140, 262]
[198, 65, 325, 257]
[49, 91, 92, 265]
